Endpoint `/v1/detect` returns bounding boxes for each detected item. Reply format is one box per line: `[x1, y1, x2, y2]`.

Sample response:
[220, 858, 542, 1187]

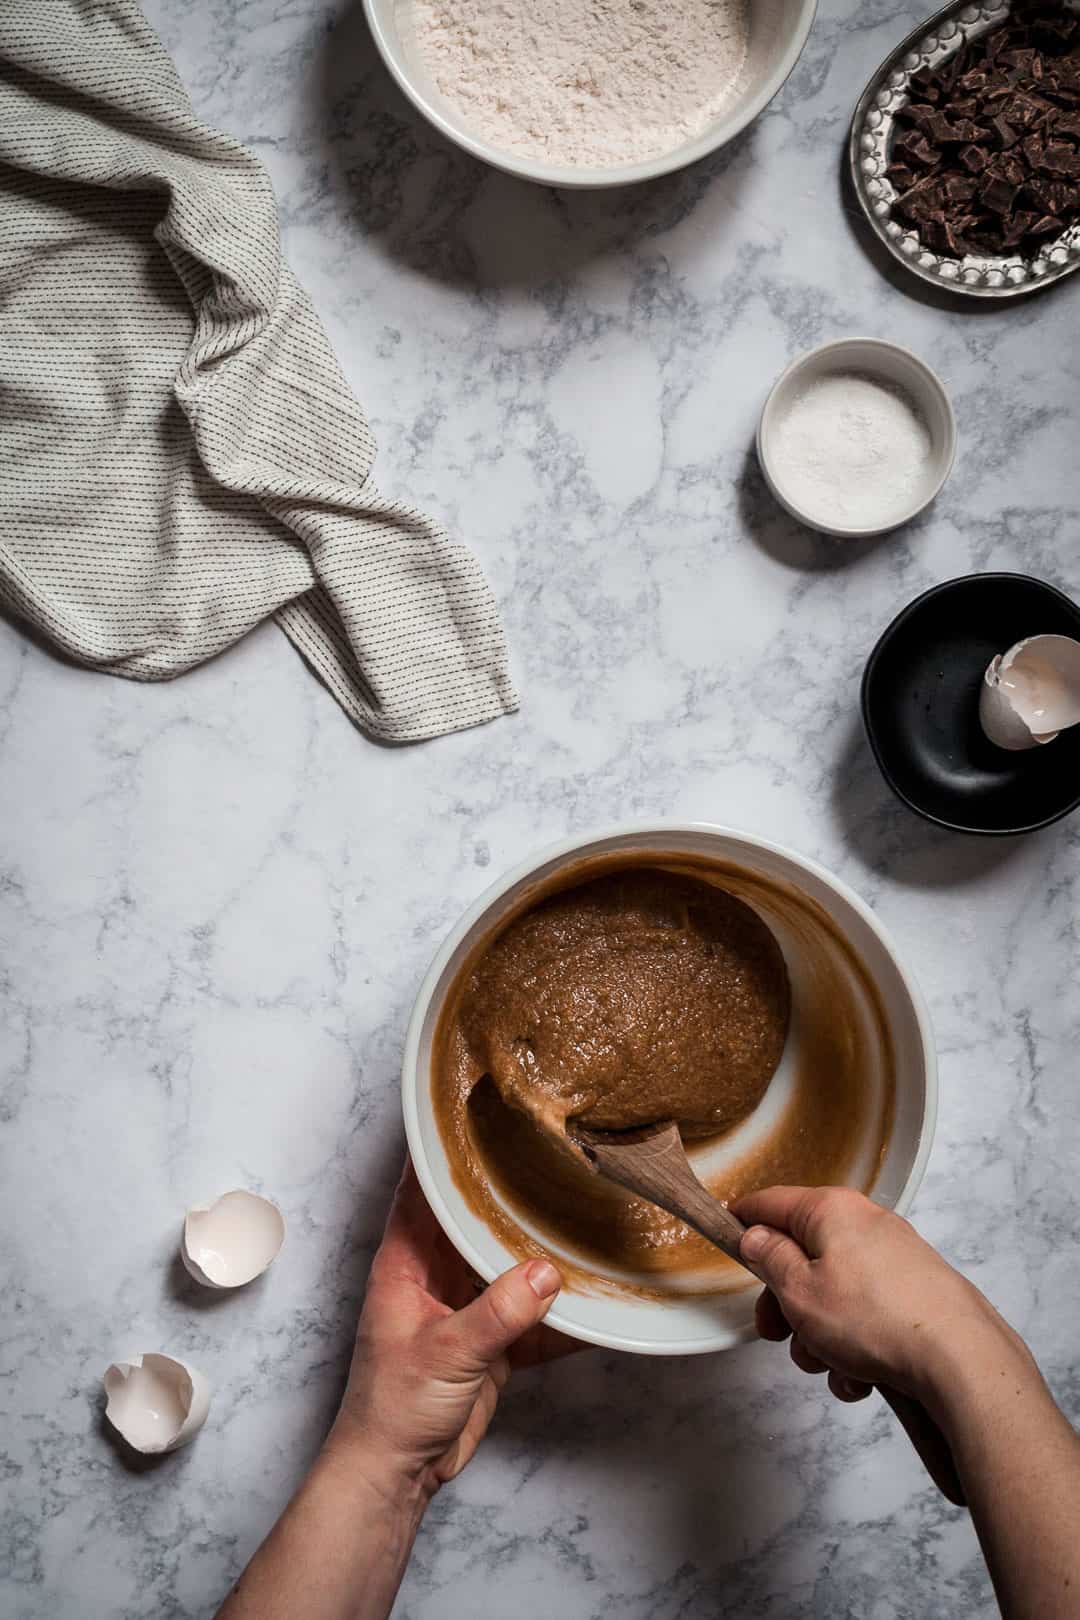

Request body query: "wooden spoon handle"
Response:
[578, 1124, 748, 1264]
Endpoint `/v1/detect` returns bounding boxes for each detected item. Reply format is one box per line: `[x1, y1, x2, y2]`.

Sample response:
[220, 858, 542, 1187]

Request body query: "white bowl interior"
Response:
[366, 0, 817, 187]
[403, 825, 936, 1355]
[757, 338, 957, 537]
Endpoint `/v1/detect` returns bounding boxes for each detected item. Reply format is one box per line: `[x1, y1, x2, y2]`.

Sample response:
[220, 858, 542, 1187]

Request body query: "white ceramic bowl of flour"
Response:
[402, 822, 937, 1355]
[757, 338, 957, 538]
[363, 0, 817, 187]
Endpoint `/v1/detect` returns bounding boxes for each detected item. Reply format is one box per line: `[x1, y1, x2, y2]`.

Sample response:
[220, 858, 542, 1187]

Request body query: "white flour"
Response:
[407, 0, 750, 168]
[771, 373, 932, 529]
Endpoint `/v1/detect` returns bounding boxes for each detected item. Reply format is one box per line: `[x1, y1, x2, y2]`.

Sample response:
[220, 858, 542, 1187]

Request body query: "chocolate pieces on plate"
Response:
[888, 1, 1080, 262]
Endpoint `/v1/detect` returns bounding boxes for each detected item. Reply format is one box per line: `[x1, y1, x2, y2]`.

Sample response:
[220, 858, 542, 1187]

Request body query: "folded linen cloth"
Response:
[0, 1, 517, 742]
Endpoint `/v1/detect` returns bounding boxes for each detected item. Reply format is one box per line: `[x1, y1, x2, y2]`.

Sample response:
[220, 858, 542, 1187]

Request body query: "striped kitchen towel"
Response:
[0, 1, 517, 742]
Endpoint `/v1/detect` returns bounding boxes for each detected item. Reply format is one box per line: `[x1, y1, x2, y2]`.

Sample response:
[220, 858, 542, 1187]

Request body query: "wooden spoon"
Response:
[573, 1118, 966, 1507]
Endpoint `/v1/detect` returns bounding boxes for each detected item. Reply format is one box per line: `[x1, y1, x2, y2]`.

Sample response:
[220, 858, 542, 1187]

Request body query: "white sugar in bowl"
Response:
[757, 338, 957, 538]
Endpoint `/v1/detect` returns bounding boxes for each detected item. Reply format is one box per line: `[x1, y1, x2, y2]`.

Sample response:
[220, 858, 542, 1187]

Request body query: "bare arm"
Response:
[929, 1335, 1080, 1620]
[218, 1161, 572, 1620]
[733, 1186, 1080, 1620]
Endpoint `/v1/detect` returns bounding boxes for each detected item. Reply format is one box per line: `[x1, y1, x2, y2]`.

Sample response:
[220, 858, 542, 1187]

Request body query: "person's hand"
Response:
[325, 1158, 576, 1508]
[732, 1185, 1025, 1412]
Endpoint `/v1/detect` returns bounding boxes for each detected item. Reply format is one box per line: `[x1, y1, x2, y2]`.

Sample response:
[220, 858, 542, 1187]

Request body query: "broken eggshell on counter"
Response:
[103, 1352, 210, 1454]
[181, 1189, 285, 1289]
[979, 635, 1080, 752]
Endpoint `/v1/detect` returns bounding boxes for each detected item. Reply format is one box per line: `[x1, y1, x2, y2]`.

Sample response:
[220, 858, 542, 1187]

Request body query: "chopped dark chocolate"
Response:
[944, 174, 979, 203]
[888, 2, 1080, 264]
[959, 143, 990, 172]
[894, 129, 941, 168]
[1002, 209, 1040, 246]
[1040, 139, 1080, 175]
[981, 174, 1019, 213]
[1023, 132, 1047, 166]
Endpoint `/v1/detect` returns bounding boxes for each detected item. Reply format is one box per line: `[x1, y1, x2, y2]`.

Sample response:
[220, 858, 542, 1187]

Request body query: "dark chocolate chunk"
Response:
[911, 65, 941, 98]
[944, 173, 978, 203]
[980, 174, 1019, 212]
[959, 143, 990, 172]
[1002, 209, 1040, 246]
[1000, 152, 1027, 186]
[894, 130, 941, 168]
[1040, 139, 1080, 175]
[990, 113, 1020, 147]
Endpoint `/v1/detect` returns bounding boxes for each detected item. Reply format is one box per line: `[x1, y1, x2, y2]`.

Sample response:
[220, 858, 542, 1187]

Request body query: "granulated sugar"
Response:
[407, 0, 750, 168]
[771, 372, 932, 529]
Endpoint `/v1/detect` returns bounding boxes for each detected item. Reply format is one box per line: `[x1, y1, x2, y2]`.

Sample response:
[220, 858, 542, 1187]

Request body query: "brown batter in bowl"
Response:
[456, 868, 790, 1144]
[432, 850, 895, 1297]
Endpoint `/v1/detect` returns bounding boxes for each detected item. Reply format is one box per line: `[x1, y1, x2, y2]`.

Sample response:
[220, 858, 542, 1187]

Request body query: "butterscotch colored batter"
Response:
[433, 853, 894, 1296]
[457, 869, 790, 1143]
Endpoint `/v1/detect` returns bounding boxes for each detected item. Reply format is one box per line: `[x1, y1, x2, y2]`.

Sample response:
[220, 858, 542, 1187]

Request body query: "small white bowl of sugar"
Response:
[756, 339, 956, 538]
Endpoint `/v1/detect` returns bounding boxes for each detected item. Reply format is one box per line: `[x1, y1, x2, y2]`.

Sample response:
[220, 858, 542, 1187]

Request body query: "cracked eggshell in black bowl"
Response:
[861, 573, 1080, 835]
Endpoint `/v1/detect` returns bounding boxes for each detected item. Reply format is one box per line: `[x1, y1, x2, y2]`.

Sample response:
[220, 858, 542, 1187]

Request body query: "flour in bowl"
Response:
[407, 0, 750, 168]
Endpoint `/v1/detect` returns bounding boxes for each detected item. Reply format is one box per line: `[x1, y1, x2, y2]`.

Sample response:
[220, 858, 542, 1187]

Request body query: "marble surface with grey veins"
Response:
[3, 1, 1080, 1615]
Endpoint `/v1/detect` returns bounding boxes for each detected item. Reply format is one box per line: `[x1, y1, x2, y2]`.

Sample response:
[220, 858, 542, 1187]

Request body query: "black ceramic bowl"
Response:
[862, 574, 1080, 835]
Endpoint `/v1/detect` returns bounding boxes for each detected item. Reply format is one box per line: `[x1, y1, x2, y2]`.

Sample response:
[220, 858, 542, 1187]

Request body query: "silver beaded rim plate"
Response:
[848, 0, 1080, 300]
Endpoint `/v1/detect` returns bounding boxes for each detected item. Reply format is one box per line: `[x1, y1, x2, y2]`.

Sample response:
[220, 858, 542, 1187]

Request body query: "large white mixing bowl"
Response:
[402, 824, 936, 1355]
[362, 0, 818, 188]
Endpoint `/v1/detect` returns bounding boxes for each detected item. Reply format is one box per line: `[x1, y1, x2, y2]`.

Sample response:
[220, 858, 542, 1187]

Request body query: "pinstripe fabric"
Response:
[0, 1, 517, 742]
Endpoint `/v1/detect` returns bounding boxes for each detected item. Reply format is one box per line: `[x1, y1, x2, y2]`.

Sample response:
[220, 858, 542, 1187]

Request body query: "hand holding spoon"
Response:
[572, 1117, 965, 1507]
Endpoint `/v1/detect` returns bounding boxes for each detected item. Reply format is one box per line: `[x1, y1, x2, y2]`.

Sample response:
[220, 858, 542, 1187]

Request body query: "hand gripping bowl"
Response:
[402, 824, 936, 1354]
[362, 0, 818, 188]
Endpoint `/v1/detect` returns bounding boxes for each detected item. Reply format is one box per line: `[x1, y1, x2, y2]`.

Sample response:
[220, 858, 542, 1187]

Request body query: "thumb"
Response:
[740, 1223, 810, 1303]
[442, 1259, 562, 1372]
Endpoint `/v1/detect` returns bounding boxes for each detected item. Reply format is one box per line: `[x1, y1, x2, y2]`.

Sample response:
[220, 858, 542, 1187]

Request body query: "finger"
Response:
[739, 1224, 811, 1304]
[370, 1157, 444, 1289]
[829, 1370, 872, 1403]
[754, 1287, 792, 1343]
[439, 1258, 562, 1373]
[732, 1185, 810, 1232]
[733, 1186, 837, 1257]
[790, 1335, 829, 1376]
[509, 1321, 583, 1369]
[490, 1353, 511, 1393]
[435, 1371, 502, 1484]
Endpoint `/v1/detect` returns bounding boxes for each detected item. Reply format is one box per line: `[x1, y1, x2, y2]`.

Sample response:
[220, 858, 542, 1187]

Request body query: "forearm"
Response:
[217, 1444, 426, 1620]
[927, 1327, 1080, 1620]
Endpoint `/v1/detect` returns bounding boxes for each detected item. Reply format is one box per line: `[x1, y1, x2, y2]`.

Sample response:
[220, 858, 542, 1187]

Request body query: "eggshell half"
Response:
[980, 636, 1080, 751]
[980, 655, 1042, 751]
[181, 1189, 285, 1289]
[103, 1353, 210, 1453]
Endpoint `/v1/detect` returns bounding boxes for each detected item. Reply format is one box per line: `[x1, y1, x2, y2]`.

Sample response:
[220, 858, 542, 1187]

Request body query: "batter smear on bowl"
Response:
[433, 853, 895, 1297]
[407, 0, 750, 169]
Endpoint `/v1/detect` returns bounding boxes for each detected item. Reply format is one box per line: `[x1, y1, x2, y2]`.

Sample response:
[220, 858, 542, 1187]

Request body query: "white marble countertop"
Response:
[4, 2, 1080, 1615]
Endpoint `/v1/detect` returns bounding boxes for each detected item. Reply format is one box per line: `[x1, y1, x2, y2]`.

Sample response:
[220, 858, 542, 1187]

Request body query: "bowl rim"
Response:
[360, 0, 818, 190]
[861, 572, 1080, 836]
[756, 336, 957, 538]
[401, 820, 938, 1354]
